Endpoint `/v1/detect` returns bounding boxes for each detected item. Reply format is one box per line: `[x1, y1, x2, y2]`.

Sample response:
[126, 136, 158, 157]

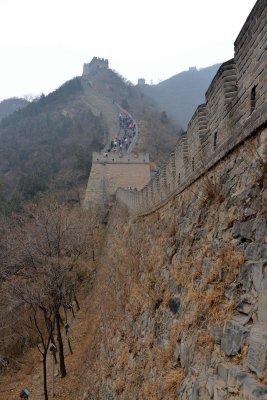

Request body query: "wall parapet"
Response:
[116, 0, 267, 215]
[93, 152, 149, 164]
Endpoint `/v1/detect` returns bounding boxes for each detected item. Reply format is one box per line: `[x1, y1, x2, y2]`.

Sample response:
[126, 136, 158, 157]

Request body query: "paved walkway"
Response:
[102, 101, 139, 156]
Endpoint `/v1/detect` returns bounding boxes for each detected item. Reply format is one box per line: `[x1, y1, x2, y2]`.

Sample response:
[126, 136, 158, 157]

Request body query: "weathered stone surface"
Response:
[221, 320, 249, 356]
[239, 262, 252, 291]
[160, 265, 169, 281]
[173, 342, 181, 366]
[245, 243, 267, 261]
[262, 189, 267, 207]
[258, 278, 267, 322]
[254, 219, 267, 242]
[168, 279, 182, 295]
[210, 325, 223, 344]
[252, 261, 264, 292]
[213, 378, 227, 400]
[240, 219, 255, 240]
[232, 221, 241, 238]
[247, 323, 267, 378]
[236, 300, 253, 315]
[227, 366, 247, 394]
[180, 340, 193, 371]
[244, 207, 257, 217]
[206, 376, 214, 398]
[192, 382, 199, 400]
[242, 377, 267, 399]
[217, 363, 231, 383]
[232, 312, 251, 325]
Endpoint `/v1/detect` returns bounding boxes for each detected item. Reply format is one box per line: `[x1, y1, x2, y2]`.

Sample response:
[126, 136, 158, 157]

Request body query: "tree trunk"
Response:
[42, 352, 49, 400]
[73, 290, 80, 311]
[56, 311, 67, 378]
[51, 332, 58, 364]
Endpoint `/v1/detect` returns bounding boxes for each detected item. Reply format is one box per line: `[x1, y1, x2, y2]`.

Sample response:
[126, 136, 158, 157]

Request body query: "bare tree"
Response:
[2, 197, 95, 398]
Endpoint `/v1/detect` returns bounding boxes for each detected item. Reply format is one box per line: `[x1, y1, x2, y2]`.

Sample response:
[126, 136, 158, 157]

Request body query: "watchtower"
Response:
[83, 57, 109, 76]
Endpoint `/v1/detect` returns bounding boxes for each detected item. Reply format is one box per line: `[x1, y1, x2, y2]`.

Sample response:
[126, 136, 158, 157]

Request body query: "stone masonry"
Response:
[83, 152, 150, 211]
[116, 0, 267, 215]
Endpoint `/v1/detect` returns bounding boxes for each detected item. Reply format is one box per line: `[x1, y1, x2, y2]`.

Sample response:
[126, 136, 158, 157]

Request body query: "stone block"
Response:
[262, 189, 267, 207]
[217, 363, 231, 383]
[258, 278, 267, 321]
[210, 325, 223, 344]
[232, 312, 251, 325]
[192, 382, 199, 400]
[221, 320, 249, 356]
[245, 243, 267, 261]
[213, 378, 227, 400]
[240, 219, 255, 240]
[180, 340, 193, 371]
[160, 265, 169, 281]
[206, 376, 214, 398]
[232, 221, 241, 238]
[242, 377, 267, 399]
[236, 300, 253, 315]
[247, 323, 267, 378]
[244, 207, 257, 217]
[252, 261, 264, 292]
[254, 219, 267, 242]
[239, 263, 252, 291]
[227, 366, 247, 393]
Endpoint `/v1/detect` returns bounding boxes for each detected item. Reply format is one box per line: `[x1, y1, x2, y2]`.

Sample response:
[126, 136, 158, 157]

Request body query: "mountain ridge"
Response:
[139, 63, 221, 128]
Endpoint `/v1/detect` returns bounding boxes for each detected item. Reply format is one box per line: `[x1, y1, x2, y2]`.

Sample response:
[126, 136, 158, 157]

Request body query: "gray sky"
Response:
[0, 0, 256, 101]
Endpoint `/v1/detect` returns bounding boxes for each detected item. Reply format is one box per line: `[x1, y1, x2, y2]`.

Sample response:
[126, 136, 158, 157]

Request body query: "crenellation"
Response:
[116, 0, 267, 214]
[83, 57, 109, 76]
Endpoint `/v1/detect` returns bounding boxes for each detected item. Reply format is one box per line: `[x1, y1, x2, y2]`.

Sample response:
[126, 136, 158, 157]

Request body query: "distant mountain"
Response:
[0, 67, 180, 213]
[139, 64, 221, 128]
[0, 97, 29, 122]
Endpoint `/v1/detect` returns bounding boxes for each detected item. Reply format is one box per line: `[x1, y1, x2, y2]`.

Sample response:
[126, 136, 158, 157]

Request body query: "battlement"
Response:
[116, 0, 267, 215]
[83, 57, 109, 76]
[93, 152, 149, 164]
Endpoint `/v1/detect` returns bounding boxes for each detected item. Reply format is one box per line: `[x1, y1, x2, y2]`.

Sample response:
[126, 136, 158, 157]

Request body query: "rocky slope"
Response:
[80, 129, 267, 399]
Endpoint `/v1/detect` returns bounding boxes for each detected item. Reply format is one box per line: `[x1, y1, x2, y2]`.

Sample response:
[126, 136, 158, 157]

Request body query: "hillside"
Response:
[139, 63, 221, 128]
[0, 78, 110, 213]
[0, 97, 29, 122]
[0, 67, 180, 214]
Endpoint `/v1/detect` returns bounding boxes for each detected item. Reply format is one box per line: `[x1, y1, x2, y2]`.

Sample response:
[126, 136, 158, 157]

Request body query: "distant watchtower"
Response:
[137, 78, 146, 85]
[83, 57, 109, 76]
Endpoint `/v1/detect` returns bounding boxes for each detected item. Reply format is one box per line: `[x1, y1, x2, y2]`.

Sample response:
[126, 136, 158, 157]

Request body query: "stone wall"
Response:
[79, 2, 267, 398]
[116, 0, 267, 215]
[83, 152, 150, 211]
[81, 129, 267, 400]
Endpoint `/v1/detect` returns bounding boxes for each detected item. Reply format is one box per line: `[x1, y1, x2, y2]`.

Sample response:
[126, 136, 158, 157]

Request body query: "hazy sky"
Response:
[0, 0, 256, 101]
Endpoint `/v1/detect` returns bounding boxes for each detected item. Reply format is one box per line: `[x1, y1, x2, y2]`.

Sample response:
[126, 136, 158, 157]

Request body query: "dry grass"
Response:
[162, 368, 184, 397]
[198, 175, 225, 207]
[113, 377, 125, 395]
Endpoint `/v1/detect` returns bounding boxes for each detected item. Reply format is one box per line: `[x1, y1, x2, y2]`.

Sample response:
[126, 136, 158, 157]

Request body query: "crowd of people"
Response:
[105, 110, 136, 155]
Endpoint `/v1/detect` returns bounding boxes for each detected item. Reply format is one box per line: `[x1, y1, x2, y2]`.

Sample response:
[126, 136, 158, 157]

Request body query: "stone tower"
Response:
[83, 57, 109, 76]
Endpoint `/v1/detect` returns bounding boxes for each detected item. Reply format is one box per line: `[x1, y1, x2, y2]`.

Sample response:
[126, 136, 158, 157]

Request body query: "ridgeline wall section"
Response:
[116, 0, 267, 214]
[83, 152, 150, 210]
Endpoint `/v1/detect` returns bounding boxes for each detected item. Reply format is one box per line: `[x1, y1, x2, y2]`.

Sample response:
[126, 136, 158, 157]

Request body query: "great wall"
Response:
[84, 0, 266, 218]
[80, 1, 267, 399]
[116, 0, 267, 215]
